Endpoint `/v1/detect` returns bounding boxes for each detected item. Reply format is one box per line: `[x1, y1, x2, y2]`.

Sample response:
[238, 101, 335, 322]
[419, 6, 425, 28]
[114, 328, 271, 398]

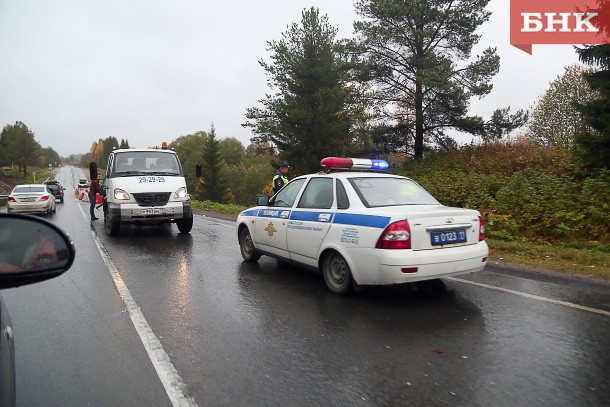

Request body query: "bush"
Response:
[399, 140, 609, 244]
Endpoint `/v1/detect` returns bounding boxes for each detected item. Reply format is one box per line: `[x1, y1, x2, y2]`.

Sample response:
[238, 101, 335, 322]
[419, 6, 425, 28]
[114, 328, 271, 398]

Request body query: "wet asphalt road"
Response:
[2, 166, 610, 406]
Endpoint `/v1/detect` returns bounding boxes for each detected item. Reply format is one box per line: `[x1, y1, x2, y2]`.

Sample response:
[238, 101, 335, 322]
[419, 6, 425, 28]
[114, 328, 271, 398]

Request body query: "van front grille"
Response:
[132, 193, 171, 207]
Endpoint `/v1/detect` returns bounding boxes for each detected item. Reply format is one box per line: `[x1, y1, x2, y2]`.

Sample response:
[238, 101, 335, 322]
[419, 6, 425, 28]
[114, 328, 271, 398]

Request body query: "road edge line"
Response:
[79, 204, 198, 407]
[448, 277, 610, 317]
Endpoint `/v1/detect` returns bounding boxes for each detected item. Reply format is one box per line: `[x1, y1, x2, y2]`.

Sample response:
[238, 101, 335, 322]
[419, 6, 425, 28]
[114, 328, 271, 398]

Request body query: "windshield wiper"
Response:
[141, 171, 179, 176]
[116, 171, 145, 176]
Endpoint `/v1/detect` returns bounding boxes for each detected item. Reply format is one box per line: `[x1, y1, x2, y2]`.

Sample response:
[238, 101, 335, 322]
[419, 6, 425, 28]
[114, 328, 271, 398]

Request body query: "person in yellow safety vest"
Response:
[272, 162, 290, 194]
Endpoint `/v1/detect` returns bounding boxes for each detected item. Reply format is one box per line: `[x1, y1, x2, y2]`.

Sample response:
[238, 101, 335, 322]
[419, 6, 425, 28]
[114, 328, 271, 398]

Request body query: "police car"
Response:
[236, 157, 488, 294]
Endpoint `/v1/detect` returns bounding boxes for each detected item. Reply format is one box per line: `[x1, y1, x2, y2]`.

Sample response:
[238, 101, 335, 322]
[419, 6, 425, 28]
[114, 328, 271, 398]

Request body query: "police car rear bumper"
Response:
[344, 241, 488, 285]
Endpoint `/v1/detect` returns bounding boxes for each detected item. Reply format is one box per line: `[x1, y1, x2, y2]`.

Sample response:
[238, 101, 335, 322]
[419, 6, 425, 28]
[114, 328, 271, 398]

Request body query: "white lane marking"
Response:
[448, 277, 610, 317]
[198, 216, 236, 229]
[79, 205, 198, 407]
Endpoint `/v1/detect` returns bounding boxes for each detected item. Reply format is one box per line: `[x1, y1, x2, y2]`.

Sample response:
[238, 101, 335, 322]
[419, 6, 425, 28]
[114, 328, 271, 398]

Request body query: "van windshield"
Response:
[114, 152, 182, 176]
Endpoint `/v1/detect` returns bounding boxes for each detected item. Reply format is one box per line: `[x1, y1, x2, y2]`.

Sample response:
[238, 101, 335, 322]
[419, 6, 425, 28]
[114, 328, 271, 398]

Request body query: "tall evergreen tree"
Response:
[573, 0, 610, 169]
[244, 7, 359, 174]
[200, 124, 227, 202]
[351, 0, 524, 158]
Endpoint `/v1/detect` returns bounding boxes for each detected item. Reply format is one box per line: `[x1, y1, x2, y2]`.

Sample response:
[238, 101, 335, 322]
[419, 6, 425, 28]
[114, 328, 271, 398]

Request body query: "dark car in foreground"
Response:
[44, 180, 65, 203]
[0, 214, 75, 406]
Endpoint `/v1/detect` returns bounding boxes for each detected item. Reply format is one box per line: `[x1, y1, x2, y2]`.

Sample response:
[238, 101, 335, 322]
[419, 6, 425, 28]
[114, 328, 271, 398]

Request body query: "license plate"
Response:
[141, 208, 164, 215]
[431, 230, 467, 245]
[20, 198, 35, 202]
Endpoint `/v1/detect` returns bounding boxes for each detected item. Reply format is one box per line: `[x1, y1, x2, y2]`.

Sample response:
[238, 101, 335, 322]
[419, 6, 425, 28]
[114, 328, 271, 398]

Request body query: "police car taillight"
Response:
[320, 157, 389, 170]
[479, 216, 485, 241]
[376, 220, 411, 249]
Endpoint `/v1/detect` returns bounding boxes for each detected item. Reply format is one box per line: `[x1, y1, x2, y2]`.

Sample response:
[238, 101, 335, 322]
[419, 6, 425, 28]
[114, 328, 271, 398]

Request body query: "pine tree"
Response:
[200, 125, 227, 202]
[574, 44, 610, 169]
[351, 0, 524, 158]
[244, 7, 358, 174]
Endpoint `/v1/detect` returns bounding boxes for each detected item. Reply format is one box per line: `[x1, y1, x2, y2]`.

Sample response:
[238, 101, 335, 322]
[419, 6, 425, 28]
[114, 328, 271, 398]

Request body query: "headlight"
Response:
[114, 188, 130, 200]
[174, 187, 187, 199]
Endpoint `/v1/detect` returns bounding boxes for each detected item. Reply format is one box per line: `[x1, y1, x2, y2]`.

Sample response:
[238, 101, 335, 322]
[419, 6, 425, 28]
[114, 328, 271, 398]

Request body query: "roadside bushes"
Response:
[400, 140, 610, 244]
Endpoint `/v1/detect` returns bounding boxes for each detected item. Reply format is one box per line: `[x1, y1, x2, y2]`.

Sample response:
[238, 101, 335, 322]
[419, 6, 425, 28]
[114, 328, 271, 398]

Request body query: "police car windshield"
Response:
[349, 177, 439, 207]
[114, 152, 181, 175]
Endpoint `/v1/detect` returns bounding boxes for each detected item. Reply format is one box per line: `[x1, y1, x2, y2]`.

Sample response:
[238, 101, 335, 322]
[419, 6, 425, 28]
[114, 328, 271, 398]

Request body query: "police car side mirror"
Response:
[256, 195, 270, 206]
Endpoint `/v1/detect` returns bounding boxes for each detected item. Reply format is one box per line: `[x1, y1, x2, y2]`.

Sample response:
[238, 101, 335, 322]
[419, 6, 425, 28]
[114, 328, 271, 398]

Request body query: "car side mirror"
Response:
[0, 214, 75, 290]
[256, 195, 270, 206]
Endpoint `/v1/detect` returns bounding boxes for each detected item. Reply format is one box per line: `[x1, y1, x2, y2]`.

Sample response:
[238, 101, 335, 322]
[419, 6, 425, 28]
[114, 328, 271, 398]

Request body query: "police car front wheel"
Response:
[239, 227, 261, 262]
[322, 252, 353, 295]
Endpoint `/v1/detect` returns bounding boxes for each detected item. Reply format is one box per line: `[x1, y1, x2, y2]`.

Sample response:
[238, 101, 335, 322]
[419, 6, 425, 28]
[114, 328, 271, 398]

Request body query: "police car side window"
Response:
[336, 180, 350, 209]
[271, 178, 306, 208]
[298, 178, 333, 209]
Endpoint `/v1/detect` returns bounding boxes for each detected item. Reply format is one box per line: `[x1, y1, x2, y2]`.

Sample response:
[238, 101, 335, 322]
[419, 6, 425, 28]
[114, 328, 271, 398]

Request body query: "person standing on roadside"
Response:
[89, 177, 100, 221]
[272, 162, 290, 194]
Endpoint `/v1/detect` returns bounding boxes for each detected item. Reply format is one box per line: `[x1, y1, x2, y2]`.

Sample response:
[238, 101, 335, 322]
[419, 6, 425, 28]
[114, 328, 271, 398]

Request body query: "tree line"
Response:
[0, 121, 61, 175]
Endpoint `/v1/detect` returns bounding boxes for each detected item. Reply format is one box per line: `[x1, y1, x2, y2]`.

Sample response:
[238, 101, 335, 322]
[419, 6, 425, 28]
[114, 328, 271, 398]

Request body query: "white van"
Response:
[101, 147, 194, 235]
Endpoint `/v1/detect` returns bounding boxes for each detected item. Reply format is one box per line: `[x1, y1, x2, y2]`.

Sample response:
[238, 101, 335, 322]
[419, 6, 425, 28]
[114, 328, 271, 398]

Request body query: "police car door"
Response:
[253, 178, 306, 259]
[286, 177, 335, 267]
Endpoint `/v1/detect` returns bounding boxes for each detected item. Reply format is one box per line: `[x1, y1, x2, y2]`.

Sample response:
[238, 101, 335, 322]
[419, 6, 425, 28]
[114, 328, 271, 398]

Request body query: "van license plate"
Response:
[141, 208, 164, 215]
[431, 230, 467, 245]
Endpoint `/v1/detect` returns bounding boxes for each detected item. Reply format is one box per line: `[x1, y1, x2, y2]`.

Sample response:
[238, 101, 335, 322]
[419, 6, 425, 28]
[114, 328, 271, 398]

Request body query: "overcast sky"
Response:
[0, 0, 581, 157]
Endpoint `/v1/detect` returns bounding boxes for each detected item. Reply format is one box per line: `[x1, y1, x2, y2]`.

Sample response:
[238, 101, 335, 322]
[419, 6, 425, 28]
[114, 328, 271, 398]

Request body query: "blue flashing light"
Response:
[371, 160, 389, 170]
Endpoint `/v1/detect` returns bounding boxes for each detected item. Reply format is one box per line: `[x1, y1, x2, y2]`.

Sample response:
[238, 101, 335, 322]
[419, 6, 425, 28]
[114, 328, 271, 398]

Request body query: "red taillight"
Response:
[41, 195, 49, 201]
[8, 197, 16, 202]
[479, 216, 485, 241]
[376, 220, 411, 249]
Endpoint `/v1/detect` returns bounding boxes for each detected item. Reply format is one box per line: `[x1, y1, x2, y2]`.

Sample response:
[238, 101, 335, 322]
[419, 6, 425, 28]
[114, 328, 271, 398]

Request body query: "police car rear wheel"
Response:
[239, 227, 261, 262]
[322, 252, 353, 295]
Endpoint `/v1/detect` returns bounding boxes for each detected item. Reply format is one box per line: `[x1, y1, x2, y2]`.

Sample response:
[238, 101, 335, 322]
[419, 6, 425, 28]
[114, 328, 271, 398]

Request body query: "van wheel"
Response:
[239, 227, 261, 262]
[322, 251, 353, 295]
[105, 211, 120, 236]
[177, 214, 193, 234]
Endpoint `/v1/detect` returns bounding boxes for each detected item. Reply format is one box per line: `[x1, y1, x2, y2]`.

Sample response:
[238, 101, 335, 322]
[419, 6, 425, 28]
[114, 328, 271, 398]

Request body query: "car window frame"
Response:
[269, 178, 306, 208]
[297, 177, 334, 209]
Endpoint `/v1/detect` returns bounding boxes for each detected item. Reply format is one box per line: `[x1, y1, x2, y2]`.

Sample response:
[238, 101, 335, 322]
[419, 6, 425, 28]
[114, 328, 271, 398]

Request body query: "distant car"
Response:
[0, 213, 75, 407]
[7, 184, 56, 215]
[77, 179, 89, 189]
[236, 157, 488, 294]
[44, 180, 65, 203]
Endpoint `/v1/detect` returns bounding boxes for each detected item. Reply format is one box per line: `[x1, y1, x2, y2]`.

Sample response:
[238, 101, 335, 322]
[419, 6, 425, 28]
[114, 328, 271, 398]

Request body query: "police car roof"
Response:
[298, 171, 412, 181]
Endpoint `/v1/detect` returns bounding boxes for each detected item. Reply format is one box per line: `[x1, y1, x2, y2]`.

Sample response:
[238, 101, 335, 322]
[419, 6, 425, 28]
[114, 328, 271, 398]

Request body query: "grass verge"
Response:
[487, 238, 610, 281]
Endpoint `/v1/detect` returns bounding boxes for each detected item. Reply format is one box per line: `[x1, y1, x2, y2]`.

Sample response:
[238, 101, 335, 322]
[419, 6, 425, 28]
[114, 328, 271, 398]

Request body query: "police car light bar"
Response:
[320, 157, 389, 171]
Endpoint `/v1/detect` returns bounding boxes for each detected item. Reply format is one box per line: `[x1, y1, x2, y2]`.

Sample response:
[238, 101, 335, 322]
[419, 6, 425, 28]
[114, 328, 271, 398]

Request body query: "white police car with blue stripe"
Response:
[236, 157, 488, 294]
